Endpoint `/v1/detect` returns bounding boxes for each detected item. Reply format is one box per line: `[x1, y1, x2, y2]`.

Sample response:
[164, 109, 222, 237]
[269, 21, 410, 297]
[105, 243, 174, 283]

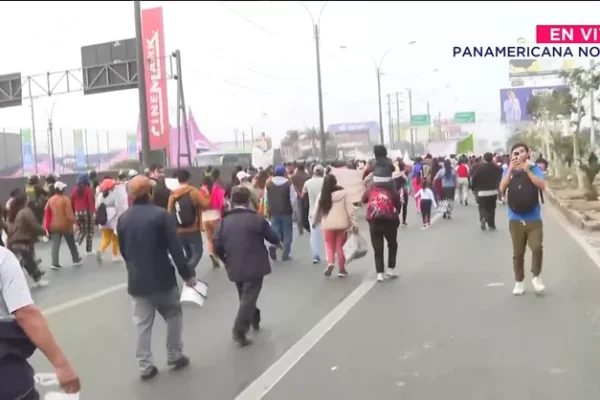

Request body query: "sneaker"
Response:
[140, 366, 159, 381]
[167, 355, 190, 370]
[402, 222, 408, 227]
[85, 251, 94, 257]
[512, 281, 525, 295]
[324, 264, 334, 277]
[312, 258, 320, 264]
[337, 270, 348, 278]
[422, 223, 427, 228]
[233, 335, 253, 347]
[112, 255, 123, 263]
[209, 254, 220, 268]
[72, 257, 83, 266]
[96, 250, 103, 265]
[480, 218, 487, 231]
[532, 276, 546, 294]
[442, 212, 447, 219]
[50, 264, 62, 270]
[33, 279, 50, 288]
[376, 273, 385, 282]
[268, 247, 277, 261]
[427, 222, 431, 227]
[386, 268, 397, 278]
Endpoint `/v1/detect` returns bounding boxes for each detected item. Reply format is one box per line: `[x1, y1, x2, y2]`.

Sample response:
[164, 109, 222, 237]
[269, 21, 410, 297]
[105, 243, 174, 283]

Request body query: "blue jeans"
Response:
[179, 231, 203, 272]
[310, 224, 322, 260]
[269, 214, 293, 259]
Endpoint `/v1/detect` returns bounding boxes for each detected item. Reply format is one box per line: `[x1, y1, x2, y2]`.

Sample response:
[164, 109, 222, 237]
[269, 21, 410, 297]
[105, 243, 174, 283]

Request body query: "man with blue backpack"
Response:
[499, 143, 546, 296]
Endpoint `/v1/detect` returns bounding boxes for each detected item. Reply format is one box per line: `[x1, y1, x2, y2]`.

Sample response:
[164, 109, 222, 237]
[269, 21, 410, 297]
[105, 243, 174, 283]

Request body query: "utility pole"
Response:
[47, 119, 56, 172]
[438, 111, 442, 140]
[242, 131, 246, 150]
[408, 88, 414, 156]
[27, 80, 39, 174]
[134, 0, 151, 167]
[395, 92, 400, 148]
[387, 93, 392, 148]
[426, 101, 431, 141]
[377, 68, 384, 145]
[234, 128, 239, 148]
[251, 126, 255, 146]
[314, 24, 327, 161]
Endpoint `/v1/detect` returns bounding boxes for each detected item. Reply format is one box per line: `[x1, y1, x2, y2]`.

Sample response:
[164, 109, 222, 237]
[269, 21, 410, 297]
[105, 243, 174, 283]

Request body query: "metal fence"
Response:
[0, 128, 134, 178]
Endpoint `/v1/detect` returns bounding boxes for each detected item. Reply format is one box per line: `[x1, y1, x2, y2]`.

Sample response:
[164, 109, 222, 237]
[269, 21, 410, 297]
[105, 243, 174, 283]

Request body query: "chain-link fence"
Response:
[0, 128, 134, 178]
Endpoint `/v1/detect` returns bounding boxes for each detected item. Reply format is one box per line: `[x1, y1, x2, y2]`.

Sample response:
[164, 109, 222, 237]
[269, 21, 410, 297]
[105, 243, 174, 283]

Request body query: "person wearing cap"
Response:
[71, 173, 96, 255]
[235, 170, 259, 211]
[117, 175, 195, 380]
[44, 182, 82, 270]
[95, 178, 126, 264]
[167, 169, 211, 272]
[302, 164, 325, 263]
[265, 165, 296, 261]
[290, 163, 310, 236]
[213, 186, 281, 346]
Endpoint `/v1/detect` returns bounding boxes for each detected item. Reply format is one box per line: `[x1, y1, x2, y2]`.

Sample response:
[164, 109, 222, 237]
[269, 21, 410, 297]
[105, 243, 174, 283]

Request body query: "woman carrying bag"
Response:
[312, 174, 358, 278]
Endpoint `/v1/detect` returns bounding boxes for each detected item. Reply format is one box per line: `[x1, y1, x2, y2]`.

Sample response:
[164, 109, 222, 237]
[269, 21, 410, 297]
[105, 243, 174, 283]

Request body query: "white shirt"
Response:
[414, 188, 438, 208]
[0, 247, 34, 320]
[303, 176, 324, 218]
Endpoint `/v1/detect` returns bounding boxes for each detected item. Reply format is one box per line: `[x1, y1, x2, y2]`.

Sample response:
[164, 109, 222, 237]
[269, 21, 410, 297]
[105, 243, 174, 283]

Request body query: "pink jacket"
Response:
[312, 189, 357, 231]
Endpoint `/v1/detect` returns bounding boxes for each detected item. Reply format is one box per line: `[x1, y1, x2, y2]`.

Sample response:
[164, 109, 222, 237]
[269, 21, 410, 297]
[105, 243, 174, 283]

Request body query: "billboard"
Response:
[0, 73, 22, 109]
[0, 130, 24, 172]
[81, 38, 138, 95]
[141, 7, 170, 152]
[499, 85, 569, 124]
[508, 37, 577, 82]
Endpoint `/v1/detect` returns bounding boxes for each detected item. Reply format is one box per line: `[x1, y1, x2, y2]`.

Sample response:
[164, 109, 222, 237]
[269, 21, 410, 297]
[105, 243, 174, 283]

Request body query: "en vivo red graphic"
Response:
[536, 25, 600, 44]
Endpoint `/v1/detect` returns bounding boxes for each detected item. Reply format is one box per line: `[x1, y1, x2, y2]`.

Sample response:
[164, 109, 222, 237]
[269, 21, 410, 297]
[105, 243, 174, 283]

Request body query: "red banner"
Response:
[141, 7, 170, 152]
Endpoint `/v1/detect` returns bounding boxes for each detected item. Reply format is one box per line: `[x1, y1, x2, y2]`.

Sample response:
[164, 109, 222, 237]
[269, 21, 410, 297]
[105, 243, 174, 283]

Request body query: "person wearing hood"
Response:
[312, 174, 357, 277]
[470, 152, 502, 231]
[25, 175, 48, 225]
[149, 164, 171, 210]
[266, 165, 296, 261]
[167, 169, 211, 272]
[71, 173, 95, 255]
[95, 178, 127, 264]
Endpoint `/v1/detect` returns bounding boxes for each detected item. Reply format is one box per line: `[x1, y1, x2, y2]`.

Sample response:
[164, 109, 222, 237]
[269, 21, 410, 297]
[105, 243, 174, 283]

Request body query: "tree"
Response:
[560, 65, 600, 197]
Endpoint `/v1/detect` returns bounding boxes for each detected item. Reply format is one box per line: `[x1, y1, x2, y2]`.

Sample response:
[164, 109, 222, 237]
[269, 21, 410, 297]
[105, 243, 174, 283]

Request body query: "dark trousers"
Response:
[368, 219, 399, 273]
[477, 195, 498, 228]
[509, 220, 543, 282]
[420, 199, 433, 224]
[75, 210, 94, 253]
[233, 278, 263, 337]
[296, 198, 304, 235]
[179, 231, 203, 272]
[50, 232, 80, 266]
[9, 243, 43, 282]
[400, 190, 409, 223]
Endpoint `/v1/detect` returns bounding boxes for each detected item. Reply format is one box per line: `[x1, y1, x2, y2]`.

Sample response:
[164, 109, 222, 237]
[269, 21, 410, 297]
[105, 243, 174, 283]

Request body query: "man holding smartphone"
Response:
[499, 143, 546, 296]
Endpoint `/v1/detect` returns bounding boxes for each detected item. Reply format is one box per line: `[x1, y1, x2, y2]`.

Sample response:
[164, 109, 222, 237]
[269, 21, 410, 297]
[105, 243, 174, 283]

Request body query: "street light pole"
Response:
[300, 1, 329, 162]
[314, 23, 326, 161]
[376, 68, 384, 145]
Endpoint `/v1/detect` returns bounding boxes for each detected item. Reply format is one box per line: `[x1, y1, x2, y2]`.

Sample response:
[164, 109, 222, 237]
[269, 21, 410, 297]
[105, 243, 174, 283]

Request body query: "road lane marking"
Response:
[235, 277, 377, 400]
[42, 283, 127, 317]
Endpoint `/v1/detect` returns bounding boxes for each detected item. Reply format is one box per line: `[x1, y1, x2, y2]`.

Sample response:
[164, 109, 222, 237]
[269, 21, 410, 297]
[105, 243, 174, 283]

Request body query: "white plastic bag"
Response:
[343, 231, 368, 264]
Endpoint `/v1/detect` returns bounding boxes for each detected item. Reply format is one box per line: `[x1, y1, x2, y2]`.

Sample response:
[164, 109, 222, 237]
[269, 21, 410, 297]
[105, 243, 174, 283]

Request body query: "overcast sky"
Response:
[0, 0, 597, 151]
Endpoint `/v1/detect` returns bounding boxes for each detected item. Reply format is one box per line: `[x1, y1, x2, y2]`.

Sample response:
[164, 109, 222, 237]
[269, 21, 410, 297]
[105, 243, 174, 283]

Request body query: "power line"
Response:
[215, 1, 276, 36]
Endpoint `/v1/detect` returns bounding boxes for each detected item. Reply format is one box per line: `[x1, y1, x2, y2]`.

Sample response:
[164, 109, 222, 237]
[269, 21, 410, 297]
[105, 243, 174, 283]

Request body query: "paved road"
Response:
[29, 200, 600, 399]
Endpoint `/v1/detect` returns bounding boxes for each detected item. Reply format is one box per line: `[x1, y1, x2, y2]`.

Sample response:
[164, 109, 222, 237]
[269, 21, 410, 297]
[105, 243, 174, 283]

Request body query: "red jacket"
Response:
[71, 185, 95, 212]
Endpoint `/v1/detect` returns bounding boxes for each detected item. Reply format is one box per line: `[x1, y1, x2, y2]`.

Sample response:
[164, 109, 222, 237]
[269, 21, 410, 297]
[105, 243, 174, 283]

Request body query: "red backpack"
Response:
[456, 164, 469, 178]
[366, 187, 396, 221]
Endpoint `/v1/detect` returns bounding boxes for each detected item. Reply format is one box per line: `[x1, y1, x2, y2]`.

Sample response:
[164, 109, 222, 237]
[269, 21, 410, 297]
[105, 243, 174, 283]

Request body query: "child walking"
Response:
[412, 174, 423, 213]
[414, 180, 437, 227]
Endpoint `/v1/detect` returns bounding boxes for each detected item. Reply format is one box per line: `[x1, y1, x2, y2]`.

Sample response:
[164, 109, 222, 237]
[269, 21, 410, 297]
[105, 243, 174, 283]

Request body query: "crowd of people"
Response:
[0, 142, 548, 398]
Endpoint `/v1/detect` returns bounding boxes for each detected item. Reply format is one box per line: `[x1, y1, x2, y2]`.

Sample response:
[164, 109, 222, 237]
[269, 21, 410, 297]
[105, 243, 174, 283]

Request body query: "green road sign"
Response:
[410, 114, 430, 126]
[453, 111, 476, 124]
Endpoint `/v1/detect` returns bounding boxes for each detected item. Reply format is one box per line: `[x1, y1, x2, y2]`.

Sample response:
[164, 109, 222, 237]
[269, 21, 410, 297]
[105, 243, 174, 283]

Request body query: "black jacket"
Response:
[151, 179, 171, 210]
[363, 157, 395, 180]
[214, 208, 280, 282]
[117, 203, 192, 296]
[471, 162, 502, 193]
[0, 320, 36, 399]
